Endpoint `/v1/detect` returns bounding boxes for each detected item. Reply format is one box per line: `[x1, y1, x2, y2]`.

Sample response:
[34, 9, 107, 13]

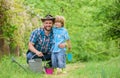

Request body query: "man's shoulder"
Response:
[32, 28, 44, 35]
[33, 28, 43, 32]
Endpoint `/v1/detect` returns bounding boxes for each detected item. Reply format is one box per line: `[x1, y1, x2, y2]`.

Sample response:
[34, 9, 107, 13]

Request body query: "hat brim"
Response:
[41, 18, 55, 22]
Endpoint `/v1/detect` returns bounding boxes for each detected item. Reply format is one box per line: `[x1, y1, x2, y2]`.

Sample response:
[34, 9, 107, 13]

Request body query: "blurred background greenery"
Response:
[0, 0, 120, 62]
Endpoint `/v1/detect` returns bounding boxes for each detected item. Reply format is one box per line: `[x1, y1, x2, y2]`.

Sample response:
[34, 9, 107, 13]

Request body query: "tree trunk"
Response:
[0, 1, 10, 57]
[10, 45, 20, 56]
[0, 30, 10, 58]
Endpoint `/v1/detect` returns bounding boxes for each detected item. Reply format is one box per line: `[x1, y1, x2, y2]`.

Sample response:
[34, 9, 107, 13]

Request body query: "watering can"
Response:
[67, 53, 72, 61]
[28, 54, 54, 74]
[11, 57, 27, 72]
[12, 55, 43, 73]
[28, 54, 43, 73]
[12, 55, 54, 74]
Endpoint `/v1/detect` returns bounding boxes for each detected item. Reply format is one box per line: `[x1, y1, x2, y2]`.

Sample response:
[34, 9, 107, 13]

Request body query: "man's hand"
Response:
[28, 42, 44, 57]
[36, 51, 43, 57]
[59, 43, 66, 48]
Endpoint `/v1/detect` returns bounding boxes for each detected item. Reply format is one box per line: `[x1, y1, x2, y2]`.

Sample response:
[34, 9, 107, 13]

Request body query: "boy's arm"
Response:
[66, 40, 71, 52]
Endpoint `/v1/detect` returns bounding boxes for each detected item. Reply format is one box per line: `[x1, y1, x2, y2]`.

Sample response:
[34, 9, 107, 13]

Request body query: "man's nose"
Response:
[47, 24, 52, 26]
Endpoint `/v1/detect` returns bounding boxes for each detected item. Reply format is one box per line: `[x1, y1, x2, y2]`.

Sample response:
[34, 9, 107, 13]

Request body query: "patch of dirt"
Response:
[43, 63, 85, 78]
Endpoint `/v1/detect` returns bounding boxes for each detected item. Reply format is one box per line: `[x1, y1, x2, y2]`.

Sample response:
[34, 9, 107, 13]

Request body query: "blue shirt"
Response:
[52, 27, 70, 52]
[29, 28, 54, 53]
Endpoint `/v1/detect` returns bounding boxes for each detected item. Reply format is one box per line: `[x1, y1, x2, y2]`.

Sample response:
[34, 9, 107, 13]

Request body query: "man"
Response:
[26, 14, 66, 66]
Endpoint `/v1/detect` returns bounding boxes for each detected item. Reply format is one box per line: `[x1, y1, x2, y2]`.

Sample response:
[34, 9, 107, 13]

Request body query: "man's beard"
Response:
[44, 27, 52, 31]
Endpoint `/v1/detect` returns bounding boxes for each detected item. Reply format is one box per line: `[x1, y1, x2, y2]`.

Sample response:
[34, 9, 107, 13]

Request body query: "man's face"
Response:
[43, 20, 53, 31]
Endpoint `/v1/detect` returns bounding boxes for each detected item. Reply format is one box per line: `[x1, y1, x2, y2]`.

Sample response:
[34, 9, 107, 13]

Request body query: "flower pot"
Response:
[45, 68, 54, 74]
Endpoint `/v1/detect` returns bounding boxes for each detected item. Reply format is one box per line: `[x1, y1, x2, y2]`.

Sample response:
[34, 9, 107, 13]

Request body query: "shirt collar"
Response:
[41, 28, 53, 37]
[53, 26, 64, 30]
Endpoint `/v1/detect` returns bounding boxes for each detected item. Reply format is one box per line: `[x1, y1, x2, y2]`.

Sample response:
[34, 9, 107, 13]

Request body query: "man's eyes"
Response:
[45, 23, 52, 24]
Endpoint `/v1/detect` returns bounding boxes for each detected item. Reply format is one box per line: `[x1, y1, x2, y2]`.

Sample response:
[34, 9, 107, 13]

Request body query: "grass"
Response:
[0, 55, 120, 78]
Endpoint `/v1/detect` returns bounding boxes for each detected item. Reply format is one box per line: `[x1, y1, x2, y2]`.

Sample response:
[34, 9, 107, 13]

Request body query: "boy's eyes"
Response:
[56, 21, 60, 23]
[55, 21, 60, 23]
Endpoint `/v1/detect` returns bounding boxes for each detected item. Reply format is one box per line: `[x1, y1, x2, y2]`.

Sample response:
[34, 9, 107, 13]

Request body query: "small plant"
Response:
[44, 62, 54, 74]
[45, 63, 50, 68]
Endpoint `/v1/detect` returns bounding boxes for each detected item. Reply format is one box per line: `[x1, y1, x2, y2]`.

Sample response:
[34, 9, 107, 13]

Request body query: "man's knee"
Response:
[43, 53, 51, 61]
[26, 52, 34, 63]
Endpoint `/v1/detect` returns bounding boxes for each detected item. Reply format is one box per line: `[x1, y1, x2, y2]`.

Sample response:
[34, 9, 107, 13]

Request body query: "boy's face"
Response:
[55, 22, 62, 28]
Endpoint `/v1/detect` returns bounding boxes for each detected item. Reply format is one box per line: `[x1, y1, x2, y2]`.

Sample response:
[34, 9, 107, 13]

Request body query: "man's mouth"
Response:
[44, 26, 51, 31]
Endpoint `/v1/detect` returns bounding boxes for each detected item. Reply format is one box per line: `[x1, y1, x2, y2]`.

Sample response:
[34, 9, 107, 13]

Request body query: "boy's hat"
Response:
[41, 14, 55, 22]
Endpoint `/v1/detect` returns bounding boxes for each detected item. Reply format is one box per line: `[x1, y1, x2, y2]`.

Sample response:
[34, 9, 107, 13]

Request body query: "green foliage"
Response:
[2, 23, 17, 39]
[0, 0, 41, 54]
[0, 0, 119, 61]
[104, 0, 120, 40]
[0, 55, 120, 78]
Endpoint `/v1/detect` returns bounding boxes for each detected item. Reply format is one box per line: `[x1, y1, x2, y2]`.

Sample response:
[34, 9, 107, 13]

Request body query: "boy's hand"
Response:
[59, 43, 66, 48]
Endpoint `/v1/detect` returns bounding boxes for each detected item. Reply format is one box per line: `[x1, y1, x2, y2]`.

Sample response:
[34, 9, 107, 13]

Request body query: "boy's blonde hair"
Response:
[55, 15, 65, 26]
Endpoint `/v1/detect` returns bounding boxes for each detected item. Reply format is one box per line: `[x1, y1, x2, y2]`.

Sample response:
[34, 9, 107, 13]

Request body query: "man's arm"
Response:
[28, 42, 43, 57]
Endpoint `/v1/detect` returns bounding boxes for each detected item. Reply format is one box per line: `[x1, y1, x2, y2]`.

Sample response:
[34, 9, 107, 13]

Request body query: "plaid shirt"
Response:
[29, 28, 54, 53]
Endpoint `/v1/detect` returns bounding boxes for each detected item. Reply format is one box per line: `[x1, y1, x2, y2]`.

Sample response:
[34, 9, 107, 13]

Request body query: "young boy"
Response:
[52, 15, 71, 74]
